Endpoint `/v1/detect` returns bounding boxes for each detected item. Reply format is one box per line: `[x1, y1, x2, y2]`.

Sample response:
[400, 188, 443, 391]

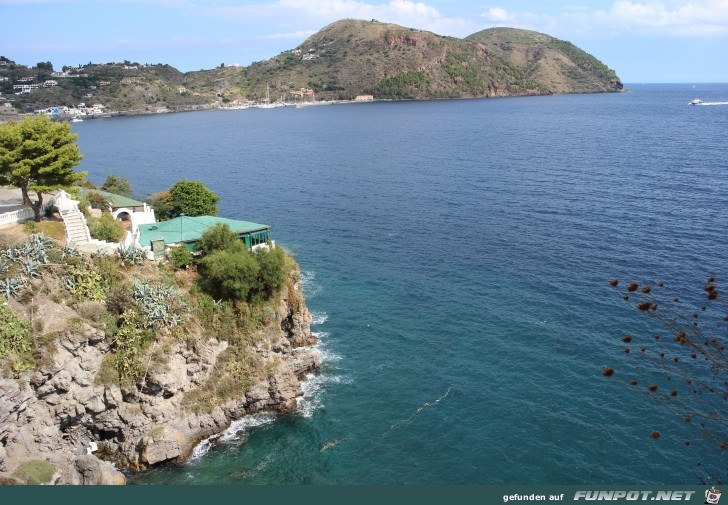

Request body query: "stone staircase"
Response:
[60, 207, 91, 245]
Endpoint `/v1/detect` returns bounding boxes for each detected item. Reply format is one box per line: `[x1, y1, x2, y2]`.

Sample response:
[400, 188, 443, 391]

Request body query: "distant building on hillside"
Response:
[355, 94, 374, 101]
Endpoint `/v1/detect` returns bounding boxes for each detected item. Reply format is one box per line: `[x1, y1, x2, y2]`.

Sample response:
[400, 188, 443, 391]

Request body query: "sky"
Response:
[1, 0, 727, 82]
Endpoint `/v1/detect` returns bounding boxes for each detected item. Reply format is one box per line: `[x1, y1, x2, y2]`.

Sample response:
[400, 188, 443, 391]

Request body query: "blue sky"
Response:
[1, 0, 727, 82]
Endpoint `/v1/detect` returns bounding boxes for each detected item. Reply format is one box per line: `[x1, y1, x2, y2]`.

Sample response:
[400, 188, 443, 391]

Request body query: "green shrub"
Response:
[253, 245, 287, 301]
[198, 248, 259, 301]
[88, 213, 124, 243]
[12, 460, 55, 485]
[23, 220, 39, 234]
[169, 246, 193, 270]
[0, 304, 32, 359]
[92, 254, 123, 286]
[112, 309, 151, 384]
[63, 265, 107, 303]
[86, 191, 110, 211]
[196, 223, 241, 256]
[106, 282, 135, 316]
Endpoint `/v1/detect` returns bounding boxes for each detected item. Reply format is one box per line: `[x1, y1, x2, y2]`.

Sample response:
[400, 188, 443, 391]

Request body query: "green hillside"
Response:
[0, 20, 623, 115]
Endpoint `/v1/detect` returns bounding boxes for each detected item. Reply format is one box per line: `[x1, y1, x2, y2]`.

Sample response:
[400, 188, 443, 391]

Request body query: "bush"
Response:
[63, 265, 107, 302]
[106, 282, 135, 315]
[23, 220, 39, 234]
[254, 245, 287, 300]
[89, 213, 124, 243]
[169, 246, 193, 270]
[199, 248, 259, 301]
[0, 304, 32, 359]
[196, 223, 241, 256]
[87, 191, 110, 211]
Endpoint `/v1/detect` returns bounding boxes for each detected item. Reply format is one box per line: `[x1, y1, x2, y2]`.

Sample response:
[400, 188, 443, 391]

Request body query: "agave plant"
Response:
[117, 244, 147, 267]
[20, 259, 41, 279]
[132, 281, 185, 328]
[0, 259, 8, 277]
[61, 242, 83, 260]
[22, 233, 52, 264]
[2, 248, 23, 263]
[0, 277, 25, 299]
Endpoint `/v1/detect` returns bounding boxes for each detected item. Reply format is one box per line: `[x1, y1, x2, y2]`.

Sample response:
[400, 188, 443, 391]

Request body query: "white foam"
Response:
[187, 412, 276, 462]
[300, 270, 322, 297]
[311, 311, 328, 325]
[296, 373, 352, 418]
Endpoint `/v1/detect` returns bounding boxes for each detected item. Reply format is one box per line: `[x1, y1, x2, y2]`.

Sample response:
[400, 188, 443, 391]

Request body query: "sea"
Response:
[71, 84, 728, 485]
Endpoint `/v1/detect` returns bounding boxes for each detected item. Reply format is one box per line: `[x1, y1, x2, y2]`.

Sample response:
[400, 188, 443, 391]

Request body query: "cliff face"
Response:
[0, 266, 320, 485]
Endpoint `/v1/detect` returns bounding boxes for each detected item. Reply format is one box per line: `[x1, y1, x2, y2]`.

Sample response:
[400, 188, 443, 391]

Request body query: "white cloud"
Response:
[483, 7, 510, 22]
[257, 29, 317, 40]
[481, 1, 728, 37]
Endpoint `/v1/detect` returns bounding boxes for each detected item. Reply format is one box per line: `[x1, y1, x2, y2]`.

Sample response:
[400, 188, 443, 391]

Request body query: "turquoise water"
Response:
[72, 84, 728, 484]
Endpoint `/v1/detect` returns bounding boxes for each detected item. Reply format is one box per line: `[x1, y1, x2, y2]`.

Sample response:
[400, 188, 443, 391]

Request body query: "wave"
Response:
[697, 101, 728, 106]
[311, 311, 328, 325]
[297, 372, 352, 418]
[300, 270, 322, 297]
[188, 413, 277, 462]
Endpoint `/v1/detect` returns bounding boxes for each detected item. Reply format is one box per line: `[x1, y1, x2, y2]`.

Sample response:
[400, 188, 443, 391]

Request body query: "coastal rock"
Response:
[138, 426, 193, 466]
[75, 454, 126, 485]
[0, 263, 321, 484]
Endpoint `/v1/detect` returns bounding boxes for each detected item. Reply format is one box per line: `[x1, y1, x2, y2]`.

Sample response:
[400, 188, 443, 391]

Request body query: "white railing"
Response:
[0, 190, 63, 229]
[0, 207, 34, 228]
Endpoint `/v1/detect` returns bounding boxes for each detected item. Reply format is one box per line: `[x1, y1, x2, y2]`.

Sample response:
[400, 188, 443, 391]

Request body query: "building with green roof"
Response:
[79, 188, 156, 232]
[137, 215, 271, 255]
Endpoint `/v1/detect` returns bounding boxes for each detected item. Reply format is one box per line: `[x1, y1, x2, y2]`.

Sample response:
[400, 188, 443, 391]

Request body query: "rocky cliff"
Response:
[0, 246, 320, 485]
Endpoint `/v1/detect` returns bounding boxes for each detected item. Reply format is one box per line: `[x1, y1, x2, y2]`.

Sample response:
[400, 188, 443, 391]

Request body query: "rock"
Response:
[138, 426, 193, 466]
[50, 369, 72, 393]
[75, 454, 126, 485]
[0, 445, 6, 472]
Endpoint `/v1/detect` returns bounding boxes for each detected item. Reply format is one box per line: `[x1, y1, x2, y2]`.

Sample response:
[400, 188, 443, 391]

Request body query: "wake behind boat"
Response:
[689, 98, 728, 106]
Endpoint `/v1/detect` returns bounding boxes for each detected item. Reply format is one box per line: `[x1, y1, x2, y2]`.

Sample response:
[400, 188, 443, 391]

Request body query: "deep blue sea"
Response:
[72, 84, 728, 484]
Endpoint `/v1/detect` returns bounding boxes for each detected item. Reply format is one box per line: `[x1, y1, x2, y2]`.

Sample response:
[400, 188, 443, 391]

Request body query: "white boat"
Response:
[689, 98, 702, 105]
[71, 117, 83, 122]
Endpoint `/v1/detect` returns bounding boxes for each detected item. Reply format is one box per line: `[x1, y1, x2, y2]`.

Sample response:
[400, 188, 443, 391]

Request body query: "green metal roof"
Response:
[80, 188, 145, 208]
[137, 215, 270, 247]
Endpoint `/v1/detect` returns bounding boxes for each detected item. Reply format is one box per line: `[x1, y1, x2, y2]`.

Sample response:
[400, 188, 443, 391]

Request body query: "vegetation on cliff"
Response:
[1, 19, 623, 114]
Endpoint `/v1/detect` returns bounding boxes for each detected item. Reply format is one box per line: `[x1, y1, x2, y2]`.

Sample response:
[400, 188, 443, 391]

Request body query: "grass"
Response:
[12, 460, 55, 484]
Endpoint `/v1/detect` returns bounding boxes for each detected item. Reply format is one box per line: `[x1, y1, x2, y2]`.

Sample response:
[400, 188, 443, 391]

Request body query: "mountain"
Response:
[0, 20, 623, 115]
[465, 27, 623, 94]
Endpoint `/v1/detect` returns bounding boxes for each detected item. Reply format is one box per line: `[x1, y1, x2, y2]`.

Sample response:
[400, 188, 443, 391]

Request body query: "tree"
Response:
[169, 179, 219, 217]
[198, 247, 259, 301]
[196, 223, 240, 256]
[0, 115, 85, 222]
[101, 174, 133, 197]
[146, 191, 174, 221]
[604, 277, 726, 482]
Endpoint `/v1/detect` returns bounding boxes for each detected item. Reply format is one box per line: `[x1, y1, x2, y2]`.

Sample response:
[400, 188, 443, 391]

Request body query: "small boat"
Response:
[71, 117, 84, 122]
[689, 98, 702, 105]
